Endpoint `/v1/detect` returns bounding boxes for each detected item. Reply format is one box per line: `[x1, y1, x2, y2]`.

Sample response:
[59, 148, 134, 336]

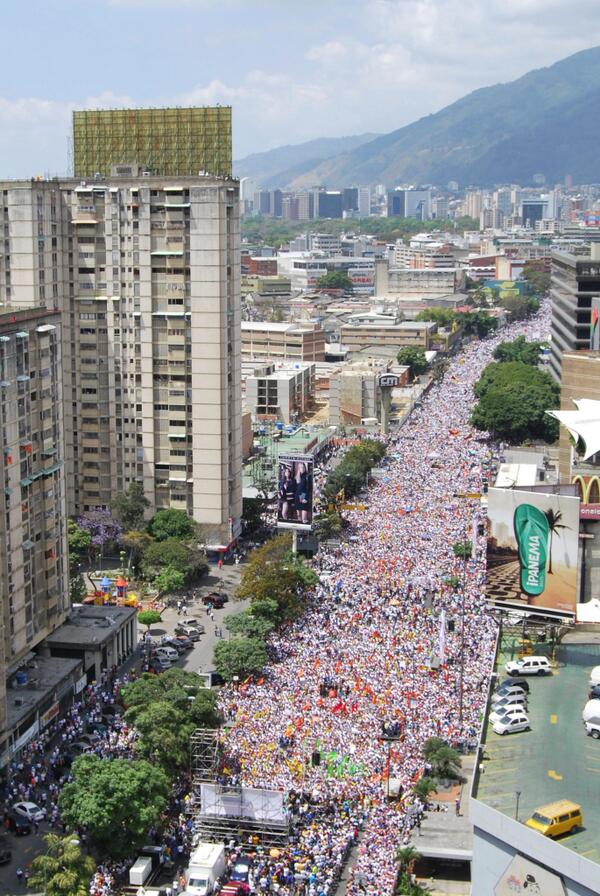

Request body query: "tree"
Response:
[111, 482, 150, 531]
[323, 440, 386, 501]
[76, 509, 122, 568]
[471, 361, 559, 444]
[416, 307, 456, 328]
[122, 668, 220, 727]
[213, 637, 268, 681]
[313, 511, 344, 541]
[153, 564, 185, 596]
[67, 519, 92, 573]
[397, 346, 428, 379]
[412, 775, 438, 802]
[122, 529, 153, 570]
[147, 508, 197, 542]
[141, 537, 208, 581]
[225, 610, 276, 640]
[236, 533, 318, 622]
[69, 574, 87, 604]
[493, 336, 545, 366]
[452, 540, 472, 560]
[59, 755, 169, 858]
[428, 744, 462, 780]
[543, 508, 568, 575]
[500, 293, 539, 321]
[28, 833, 96, 896]
[423, 737, 447, 762]
[137, 609, 163, 632]
[396, 845, 422, 874]
[457, 310, 498, 338]
[315, 271, 354, 292]
[522, 265, 551, 296]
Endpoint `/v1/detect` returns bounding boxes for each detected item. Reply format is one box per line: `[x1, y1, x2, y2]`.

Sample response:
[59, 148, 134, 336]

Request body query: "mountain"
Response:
[233, 134, 380, 187]
[285, 47, 600, 188]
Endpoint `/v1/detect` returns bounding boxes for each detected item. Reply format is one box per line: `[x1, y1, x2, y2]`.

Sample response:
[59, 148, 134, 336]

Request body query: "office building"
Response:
[0, 306, 70, 760]
[317, 191, 343, 219]
[340, 319, 436, 354]
[244, 362, 315, 424]
[241, 322, 325, 362]
[387, 189, 431, 220]
[0, 176, 242, 545]
[549, 245, 600, 381]
[72, 107, 232, 178]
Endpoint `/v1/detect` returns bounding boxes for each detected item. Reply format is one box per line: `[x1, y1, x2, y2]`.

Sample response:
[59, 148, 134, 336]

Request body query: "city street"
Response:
[0, 561, 244, 895]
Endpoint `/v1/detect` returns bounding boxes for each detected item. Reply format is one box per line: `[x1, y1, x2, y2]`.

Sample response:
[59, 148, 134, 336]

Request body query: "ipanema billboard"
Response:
[487, 488, 579, 615]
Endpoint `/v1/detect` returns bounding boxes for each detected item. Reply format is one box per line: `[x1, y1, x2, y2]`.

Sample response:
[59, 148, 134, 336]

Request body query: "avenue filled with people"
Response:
[218, 304, 551, 895]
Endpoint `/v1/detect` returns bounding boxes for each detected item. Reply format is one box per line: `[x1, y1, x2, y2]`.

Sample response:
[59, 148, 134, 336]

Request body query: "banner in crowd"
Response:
[486, 488, 579, 615]
[277, 454, 314, 531]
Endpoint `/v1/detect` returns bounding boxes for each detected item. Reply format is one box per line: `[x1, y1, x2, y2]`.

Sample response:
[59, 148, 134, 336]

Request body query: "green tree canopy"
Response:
[59, 755, 169, 858]
[396, 346, 428, 379]
[110, 482, 150, 531]
[457, 309, 498, 338]
[452, 540, 472, 560]
[323, 440, 386, 500]
[147, 508, 197, 542]
[225, 609, 276, 640]
[29, 833, 96, 896]
[493, 335, 545, 366]
[213, 637, 268, 681]
[236, 533, 318, 622]
[313, 510, 344, 541]
[416, 307, 456, 328]
[141, 537, 208, 581]
[67, 519, 92, 571]
[472, 361, 559, 444]
[122, 668, 220, 726]
[521, 264, 551, 296]
[316, 271, 354, 292]
[137, 609, 162, 631]
[153, 564, 185, 596]
[500, 293, 540, 321]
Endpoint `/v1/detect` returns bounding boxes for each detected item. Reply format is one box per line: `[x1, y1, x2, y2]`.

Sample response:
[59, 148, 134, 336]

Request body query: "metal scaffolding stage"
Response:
[193, 783, 290, 848]
[190, 728, 221, 786]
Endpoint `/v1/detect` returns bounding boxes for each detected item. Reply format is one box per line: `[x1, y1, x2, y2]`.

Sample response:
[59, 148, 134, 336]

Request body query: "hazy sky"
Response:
[1, 0, 599, 177]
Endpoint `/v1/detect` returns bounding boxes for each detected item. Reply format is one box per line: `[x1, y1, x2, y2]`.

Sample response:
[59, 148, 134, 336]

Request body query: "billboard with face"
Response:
[277, 454, 314, 531]
[486, 488, 579, 615]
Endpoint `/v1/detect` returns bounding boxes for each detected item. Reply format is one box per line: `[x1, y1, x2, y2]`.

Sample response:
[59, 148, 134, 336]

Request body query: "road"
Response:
[0, 561, 244, 896]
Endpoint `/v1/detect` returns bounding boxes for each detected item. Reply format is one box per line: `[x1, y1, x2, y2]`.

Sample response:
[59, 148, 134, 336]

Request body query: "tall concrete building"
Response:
[549, 245, 600, 381]
[0, 176, 242, 545]
[0, 306, 70, 758]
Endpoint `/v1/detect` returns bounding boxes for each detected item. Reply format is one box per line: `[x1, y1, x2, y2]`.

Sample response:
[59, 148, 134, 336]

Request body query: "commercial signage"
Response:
[11, 720, 39, 756]
[581, 503, 600, 520]
[74, 674, 88, 694]
[379, 374, 400, 388]
[40, 701, 60, 729]
[487, 488, 579, 615]
[277, 453, 314, 531]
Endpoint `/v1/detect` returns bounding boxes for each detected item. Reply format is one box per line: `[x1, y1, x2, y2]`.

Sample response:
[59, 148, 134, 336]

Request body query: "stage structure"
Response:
[193, 782, 290, 847]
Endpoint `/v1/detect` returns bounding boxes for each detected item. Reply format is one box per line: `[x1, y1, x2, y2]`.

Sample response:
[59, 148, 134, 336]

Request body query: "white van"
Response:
[505, 656, 551, 677]
[156, 646, 178, 662]
[589, 665, 600, 688]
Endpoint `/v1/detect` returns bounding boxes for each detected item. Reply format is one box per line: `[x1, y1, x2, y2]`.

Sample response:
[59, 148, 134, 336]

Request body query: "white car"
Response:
[156, 645, 178, 662]
[491, 684, 527, 704]
[12, 801, 46, 822]
[490, 705, 528, 725]
[492, 713, 530, 736]
[505, 656, 551, 677]
[490, 693, 528, 714]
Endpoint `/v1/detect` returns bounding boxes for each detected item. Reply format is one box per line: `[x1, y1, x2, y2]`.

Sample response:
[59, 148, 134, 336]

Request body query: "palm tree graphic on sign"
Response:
[543, 508, 568, 574]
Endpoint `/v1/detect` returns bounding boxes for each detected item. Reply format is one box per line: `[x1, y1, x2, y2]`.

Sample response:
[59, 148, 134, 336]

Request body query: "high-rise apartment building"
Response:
[0, 306, 70, 751]
[549, 245, 600, 381]
[0, 177, 242, 545]
[72, 107, 232, 179]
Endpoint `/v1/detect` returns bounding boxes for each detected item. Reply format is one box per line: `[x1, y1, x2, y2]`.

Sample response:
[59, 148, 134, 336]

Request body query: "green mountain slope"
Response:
[233, 133, 380, 185]
[286, 46, 600, 188]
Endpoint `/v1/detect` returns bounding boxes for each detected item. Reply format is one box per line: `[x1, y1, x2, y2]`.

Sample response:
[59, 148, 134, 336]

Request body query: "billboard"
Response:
[486, 488, 579, 615]
[277, 454, 313, 531]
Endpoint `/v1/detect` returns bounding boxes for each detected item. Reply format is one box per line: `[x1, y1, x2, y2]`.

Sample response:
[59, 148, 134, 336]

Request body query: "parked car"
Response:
[12, 801, 45, 822]
[67, 741, 93, 757]
[505, 656, 551, 677]
[492, 684, 528, 704]
[156, 645, 178, 663]
[202, 592, 228, 608]
[492, 713, 530, 735]
[585, 721, 600, 739]
[525, 800, 582, 837]
[180, 619, 205, 634]
[78, 732, 102, 747]
[490, 694, 528, 714]
[175, 623, 201, 641]
[175, 635, 194, 651]
[589, 684, 600, 700]
[161, 638, 187, 655]
[490, 705, 529, 726]
[493, 677, 530, 696]
[5, 811, 31, 835]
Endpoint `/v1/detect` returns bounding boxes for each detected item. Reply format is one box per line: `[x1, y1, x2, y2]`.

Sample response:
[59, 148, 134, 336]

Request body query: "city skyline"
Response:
[1, 0, 599, 177]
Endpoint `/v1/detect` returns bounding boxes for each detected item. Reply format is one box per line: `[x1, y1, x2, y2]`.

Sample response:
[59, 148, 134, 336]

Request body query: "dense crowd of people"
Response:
[218, 304, 551, 895]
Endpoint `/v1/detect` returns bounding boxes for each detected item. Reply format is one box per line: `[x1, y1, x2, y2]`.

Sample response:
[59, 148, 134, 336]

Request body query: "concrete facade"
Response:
[340, 320, 436, 354]
[241, 322, 325, 362]
[329, 364, 381, 426]
[0, 307, 70, 761]
[244, 362, 315, 424]
[550, 247, 600, 381]
[0, 177, 242, 544]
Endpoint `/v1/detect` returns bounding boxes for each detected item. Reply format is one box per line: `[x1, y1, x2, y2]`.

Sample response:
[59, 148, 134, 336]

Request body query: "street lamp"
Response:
[379, 721, 402, 801]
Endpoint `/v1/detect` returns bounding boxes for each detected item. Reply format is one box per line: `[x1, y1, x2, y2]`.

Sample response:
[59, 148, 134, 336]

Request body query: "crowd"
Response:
[218, 304, 551, 895]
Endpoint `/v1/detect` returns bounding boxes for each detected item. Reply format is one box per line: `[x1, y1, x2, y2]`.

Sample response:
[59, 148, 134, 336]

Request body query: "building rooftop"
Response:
[473, 638, 600, 868]
[45, 605, 136, 649]
[6, 655, 82, 730]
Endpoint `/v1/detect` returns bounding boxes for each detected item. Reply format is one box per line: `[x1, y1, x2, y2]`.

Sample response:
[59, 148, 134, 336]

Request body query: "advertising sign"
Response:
[379, 374, 400, 388]
[277, 454, 313, 531]
[487, 488, 579, 614]
[590, 297, 600, 350]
